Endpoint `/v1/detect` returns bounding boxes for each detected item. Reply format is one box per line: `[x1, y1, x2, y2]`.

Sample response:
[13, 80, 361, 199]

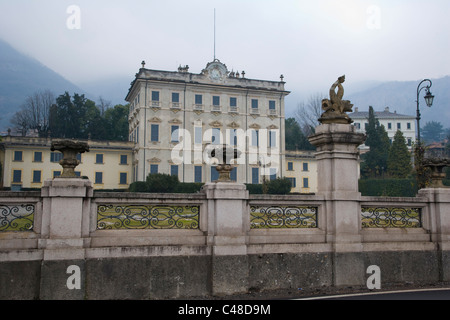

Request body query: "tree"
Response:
[294, 93, 325, 136]
[387, 130, 412, 178]
[11, 90, 55, 137]
[285, 118, 315, 151]
[361, 106, 390, 178]
[422, 121, 444, 143]
[103, 104, 130, 141]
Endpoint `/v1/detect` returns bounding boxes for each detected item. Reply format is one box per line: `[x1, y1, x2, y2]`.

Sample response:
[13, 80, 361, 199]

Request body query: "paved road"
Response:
[301, 288, 450, 300]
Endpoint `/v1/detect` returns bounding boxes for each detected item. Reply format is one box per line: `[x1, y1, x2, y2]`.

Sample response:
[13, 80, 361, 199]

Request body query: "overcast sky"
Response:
[0, 0, 449, 104]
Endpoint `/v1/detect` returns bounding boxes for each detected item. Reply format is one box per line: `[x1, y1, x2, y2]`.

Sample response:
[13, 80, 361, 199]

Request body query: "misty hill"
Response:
[76, 77, 130, 107]
[346, 76, 450, 129]
[0, 38, 82, 131]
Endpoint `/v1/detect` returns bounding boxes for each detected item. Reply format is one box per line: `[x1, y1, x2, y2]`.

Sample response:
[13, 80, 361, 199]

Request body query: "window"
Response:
[195, 94, 203, 105]
[95, 172, 103, 184]
[96, 154, 103, 164]
[171, 125, 179, 143]
[303, 178, 309, 188]
[269, 168, 277, 181]
[50, 152, 63, 163]
[211, 166, 219, 182]
[32, 170, 41, 183]
[303, 162, 309, 172]
[171, 165, 178, 177]
[364, 123, 368, 130]
[213, 96, 220, 106]
[13, 151, 23, 162]
[151, 124, 159, 142]
[195, 127, 202, 144]
[269, 100, 276, 110]
[53, 171, 61, 178]
[172, 92, 179, 103]
[388, 123, 392, 130]
[407, 122, 411, 130]
[33, 152, 42, 162]
[212, 128, 220, 145]
[355, 123, 361, 130]
[230, 97, 237, 107]
[76, 154, 82, 162]
[230, 167, 237, 182]
[194, 166, 202, 183]
[230, 129, 237, 146]
[287, 177, 296, 188]
[251, 130, 259, 147]
[120, 172, 127, 185]
[75, 171, 81, 177]
[12, 170, 22, 183]
[120, 155, 128, 165]
[287, 162, 293, 171]
[252, 167, 259, 184]
[269, 130, 276, 148]
[397, 123, 401, 130]
[408, 138, 412, 147]
[251, 99, 258, 109]
[151, 91, 159, 101]
[150, 164, 158, 174]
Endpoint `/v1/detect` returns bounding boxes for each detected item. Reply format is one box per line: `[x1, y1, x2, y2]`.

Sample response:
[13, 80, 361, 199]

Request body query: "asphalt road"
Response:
[302, 288, 450, 300]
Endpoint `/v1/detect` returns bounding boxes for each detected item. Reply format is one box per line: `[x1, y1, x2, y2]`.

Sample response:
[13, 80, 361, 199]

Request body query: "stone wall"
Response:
[1, 123, 450, 299]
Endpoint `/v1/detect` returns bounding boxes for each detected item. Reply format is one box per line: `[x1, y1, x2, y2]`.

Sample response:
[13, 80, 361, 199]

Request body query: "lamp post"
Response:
[416, 79, 435, 145]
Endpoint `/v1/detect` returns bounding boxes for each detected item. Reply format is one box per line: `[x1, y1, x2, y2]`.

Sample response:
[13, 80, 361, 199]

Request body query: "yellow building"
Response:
[284, 150, 317, 194]
[0, 135, 134, 190]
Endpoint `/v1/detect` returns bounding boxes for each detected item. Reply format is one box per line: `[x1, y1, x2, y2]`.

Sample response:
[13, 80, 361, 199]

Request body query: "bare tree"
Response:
[10, 90, 55, 136]
[294, 93, 326, 136]
[97, 96, 111, 116]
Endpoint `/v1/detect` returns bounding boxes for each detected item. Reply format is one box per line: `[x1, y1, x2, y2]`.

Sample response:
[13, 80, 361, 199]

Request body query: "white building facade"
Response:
[349, 107, 417, 151]
[125, 60, 290, 184]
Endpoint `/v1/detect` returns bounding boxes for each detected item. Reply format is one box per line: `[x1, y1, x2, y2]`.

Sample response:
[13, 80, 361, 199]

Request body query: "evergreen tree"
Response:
[387, 130, 412, 178]
[361, 106, 390, 178]
[285, 118, 315, 151]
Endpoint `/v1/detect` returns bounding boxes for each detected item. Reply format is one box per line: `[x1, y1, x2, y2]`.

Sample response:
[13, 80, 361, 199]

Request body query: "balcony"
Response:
[170, 102, 181, 110]
[229, 106, 238, 114]
[150, 101, 161, 108]
[211, 105, 222, 113]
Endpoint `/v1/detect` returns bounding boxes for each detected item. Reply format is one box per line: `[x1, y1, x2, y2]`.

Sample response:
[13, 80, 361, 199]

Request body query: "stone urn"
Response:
[51, 140, 89, 178]
[209, 144, 241, 182]
[422, 157, 450, 188]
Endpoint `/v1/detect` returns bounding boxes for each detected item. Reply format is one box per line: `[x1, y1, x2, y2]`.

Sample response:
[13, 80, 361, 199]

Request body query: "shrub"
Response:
[245, 184, 263, 194]
[267, 178, 292, 195]
[128, 181, 149, 192]
[175, 182, 204, 193]
[146, 173, 179, 193]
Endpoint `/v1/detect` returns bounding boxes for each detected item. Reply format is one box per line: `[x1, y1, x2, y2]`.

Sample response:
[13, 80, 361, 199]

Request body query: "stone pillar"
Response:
[39, 178, 93, 299]
[418, 188, 450, 281]
[309, 123, 366, 286]
[202, 182, 249, 296]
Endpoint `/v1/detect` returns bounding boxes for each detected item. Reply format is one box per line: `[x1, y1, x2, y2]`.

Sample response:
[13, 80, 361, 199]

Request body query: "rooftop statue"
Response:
[319, 75, 354, 124]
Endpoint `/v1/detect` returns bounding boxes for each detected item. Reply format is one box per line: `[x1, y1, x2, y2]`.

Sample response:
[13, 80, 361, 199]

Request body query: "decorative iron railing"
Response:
[250, 205, 318, 229]
[0, 204, 35, 232]
[361, 207, 422, 228]
[96, 204, 200, 230]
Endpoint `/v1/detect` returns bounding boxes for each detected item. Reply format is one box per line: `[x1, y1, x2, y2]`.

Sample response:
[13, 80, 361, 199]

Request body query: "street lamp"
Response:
[416, 79, 434, 145]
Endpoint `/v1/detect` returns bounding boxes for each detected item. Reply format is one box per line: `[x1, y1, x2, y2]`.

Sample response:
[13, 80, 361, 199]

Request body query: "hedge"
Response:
[359, 178, 418, 197]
